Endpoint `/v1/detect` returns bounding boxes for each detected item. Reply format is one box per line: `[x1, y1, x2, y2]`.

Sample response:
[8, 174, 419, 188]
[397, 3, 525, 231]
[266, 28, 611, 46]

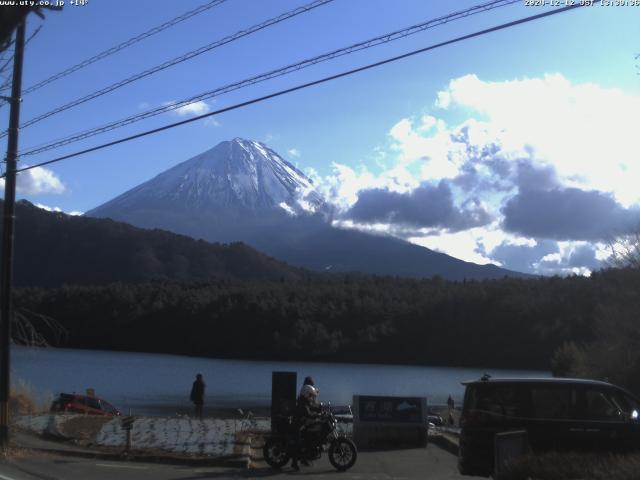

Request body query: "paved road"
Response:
[0, 443, 476, 480]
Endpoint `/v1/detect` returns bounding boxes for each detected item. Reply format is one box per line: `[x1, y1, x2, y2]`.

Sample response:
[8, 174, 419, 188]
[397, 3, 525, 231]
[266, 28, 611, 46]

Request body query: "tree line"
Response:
[13, 267, 640, 393]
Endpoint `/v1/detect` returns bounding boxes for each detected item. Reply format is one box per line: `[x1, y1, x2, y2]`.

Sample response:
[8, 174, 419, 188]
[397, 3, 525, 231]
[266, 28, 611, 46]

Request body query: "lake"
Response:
[11, 346, 548, 416]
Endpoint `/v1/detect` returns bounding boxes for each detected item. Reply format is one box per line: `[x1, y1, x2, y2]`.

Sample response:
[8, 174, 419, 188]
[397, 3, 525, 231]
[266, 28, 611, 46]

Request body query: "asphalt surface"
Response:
[0, 442, 477, 480]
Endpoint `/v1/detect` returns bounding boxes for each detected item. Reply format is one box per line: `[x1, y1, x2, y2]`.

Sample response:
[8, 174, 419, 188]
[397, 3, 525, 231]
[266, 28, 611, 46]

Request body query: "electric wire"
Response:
[0, 26, 41, 75]
[0, 25, 43, 93]
[1, 0, 335, 138]
[0, 0, 228, 96]
[8, 3, 584, 177]
[19, 0, 519, 157]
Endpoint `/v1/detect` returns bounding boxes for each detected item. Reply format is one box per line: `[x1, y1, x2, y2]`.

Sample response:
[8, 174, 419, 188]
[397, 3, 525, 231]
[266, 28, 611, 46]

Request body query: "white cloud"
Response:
[279, 202, 296, 216]
[435, 73, 640, 206]
[318, 162, 418, 212]
[204, 117, 220, 127]
[288, 148, 301, 158]
[410, 227, 497, 265]
[35, 203, 83, 216]
[0, 167, 65, 195]
[312, 73, 639, 275]
[164, 100, 211, 117]
[389, 119, 432, 164]
[35, 203, 61, 212]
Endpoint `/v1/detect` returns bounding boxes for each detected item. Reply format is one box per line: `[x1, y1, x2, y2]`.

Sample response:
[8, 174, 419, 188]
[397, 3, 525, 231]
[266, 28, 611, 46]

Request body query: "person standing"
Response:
[447, 395, 455, 426]
[291, 376, 321, 471]
[190, 373, 206, 418]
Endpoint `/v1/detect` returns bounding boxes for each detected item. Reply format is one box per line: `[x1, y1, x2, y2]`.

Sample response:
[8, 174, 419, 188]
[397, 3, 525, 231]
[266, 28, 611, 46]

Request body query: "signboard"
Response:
[271, 371, 297, 433]
[353, 395, 428, 449]
[357, 395, 424, 424]
[121, 416, 135, 431]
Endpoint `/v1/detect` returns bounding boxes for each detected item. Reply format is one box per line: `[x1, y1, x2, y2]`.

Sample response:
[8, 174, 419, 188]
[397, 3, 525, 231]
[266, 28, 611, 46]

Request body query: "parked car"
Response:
[50, 393, 121, 416]
[427, 413, 444, 426]
[458, 377, 640, 477]
[330, 404, 353, 423]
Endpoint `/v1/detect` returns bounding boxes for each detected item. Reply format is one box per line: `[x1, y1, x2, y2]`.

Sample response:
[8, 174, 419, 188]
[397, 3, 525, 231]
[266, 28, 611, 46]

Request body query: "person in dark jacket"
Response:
[447, 394, 455, 425]
[190, 373, 205, 418]
[296, 382, 321, 419]
[291, 376, 321, 470]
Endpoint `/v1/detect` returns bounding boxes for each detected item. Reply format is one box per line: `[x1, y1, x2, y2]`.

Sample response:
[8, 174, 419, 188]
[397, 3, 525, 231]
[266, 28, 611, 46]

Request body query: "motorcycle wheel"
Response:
[328, 437, 357, 471]
[262, 437, 290, 469]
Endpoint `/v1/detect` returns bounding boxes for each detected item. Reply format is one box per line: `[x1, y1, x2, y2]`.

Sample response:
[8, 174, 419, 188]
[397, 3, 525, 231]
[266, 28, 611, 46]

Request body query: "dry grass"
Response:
[9, 378, 53, 416]
[0, 446, 36, 461]
[58, 416, 113, 445]
[499, 451, 640, 480]
[9, 390, 36, 416]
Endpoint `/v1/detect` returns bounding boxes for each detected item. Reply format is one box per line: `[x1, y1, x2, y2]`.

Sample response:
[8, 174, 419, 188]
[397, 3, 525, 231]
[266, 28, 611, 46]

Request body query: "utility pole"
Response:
[0, 17, 26, 451]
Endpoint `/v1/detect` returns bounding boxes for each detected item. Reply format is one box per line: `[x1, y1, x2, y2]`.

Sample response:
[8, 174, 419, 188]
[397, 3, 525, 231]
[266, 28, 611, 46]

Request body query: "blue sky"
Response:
[1, 0, 639, 274]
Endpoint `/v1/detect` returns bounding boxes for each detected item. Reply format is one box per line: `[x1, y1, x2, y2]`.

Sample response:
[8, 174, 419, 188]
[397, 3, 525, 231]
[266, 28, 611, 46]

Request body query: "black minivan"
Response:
[458, 377, 640, 476]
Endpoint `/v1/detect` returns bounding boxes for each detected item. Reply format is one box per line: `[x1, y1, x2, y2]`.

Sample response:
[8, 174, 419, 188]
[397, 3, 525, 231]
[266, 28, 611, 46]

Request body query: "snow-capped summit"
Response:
[88, 138, 528, 280]
[89, 138, 324, 215]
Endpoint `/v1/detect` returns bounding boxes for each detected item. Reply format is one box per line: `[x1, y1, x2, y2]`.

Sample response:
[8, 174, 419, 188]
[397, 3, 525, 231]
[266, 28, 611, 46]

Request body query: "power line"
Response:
[19, 0, 519, 157]
[1, 0, 335, 138]
[0, 0, 228, 97]
[0, 25, 42, 92]
[8, 3, 584, 177]
[0, 26, 41, 75]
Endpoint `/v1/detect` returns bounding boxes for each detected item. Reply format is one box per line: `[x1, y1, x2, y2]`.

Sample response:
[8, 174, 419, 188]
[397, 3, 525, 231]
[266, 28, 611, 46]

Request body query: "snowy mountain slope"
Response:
[89, 138, 324, 215]
[88, 138, 529, 280]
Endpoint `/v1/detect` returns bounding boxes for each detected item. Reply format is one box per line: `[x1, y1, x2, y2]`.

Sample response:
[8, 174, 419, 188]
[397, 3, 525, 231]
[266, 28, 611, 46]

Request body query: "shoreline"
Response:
[13, 345, 549, 419]
[13, 344, 551, 372]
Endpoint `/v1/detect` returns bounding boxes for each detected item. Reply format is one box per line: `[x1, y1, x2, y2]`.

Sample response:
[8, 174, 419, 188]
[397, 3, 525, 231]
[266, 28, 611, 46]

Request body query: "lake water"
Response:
[11, 346, 548, 416]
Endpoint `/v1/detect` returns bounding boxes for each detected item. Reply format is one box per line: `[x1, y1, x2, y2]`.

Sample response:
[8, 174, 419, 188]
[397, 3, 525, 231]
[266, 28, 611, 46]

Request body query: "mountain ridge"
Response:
[88, 138, 324, 215]
[88, 138, 531, 280]
[4, 199, 305, 288]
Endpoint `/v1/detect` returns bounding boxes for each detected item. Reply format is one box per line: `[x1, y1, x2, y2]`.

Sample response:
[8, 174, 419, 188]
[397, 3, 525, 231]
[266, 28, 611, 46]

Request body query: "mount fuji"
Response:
[87, 138, 527, 280]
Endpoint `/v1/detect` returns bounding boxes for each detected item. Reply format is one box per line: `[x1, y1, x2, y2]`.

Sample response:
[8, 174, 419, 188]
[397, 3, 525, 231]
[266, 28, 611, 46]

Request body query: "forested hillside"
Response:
[4, 200, 304, 286]
[14, 267, 640, 376]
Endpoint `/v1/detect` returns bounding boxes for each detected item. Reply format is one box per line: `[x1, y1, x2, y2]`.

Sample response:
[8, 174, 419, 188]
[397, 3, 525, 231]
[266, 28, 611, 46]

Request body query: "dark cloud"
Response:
[448, 133, 560, 196]
[484, 156, 511, 180]
[514, 160, 559, 191]
[567, 244, 602, 270]
[536, 244, 604, 274]
[449, 125, 500, 161]
[344, 181, 492, 231]
[479, 240, 603, 275]
[479, 239, 558, 274]
[502, 187, 639, 241]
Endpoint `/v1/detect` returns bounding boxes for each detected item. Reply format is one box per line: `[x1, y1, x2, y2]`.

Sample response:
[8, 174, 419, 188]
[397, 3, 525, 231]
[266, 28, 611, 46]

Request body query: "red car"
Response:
[50, 393, 120, 416]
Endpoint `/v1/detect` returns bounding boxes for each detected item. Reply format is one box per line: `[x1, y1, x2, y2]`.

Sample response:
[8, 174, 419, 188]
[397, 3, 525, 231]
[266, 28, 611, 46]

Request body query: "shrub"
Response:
[500, 451, 640, 480]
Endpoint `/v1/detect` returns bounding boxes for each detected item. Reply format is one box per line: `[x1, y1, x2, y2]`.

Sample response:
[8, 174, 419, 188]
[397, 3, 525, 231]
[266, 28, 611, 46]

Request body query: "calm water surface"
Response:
[11, 346, 548, 416]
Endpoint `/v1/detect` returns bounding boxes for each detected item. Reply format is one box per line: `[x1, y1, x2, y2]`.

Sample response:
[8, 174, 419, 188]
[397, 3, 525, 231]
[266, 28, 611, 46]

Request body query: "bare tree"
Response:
[607, 230, 640, 269]
[12, 308, 67, 347]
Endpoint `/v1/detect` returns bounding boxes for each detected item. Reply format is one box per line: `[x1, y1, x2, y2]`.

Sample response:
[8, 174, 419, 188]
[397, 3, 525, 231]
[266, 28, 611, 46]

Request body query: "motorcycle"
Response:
[263, 404, 357, 471]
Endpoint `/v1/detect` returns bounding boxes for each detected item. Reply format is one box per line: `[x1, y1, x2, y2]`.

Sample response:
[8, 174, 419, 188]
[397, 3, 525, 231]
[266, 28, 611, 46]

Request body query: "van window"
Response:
[583, 389, 623, 421]
[100, 400, 117, 414]
[608, 390, 639, 415]
[530, 387, 575, 420]
[86, 397, 101, 410]
[467, 384, 522, 421]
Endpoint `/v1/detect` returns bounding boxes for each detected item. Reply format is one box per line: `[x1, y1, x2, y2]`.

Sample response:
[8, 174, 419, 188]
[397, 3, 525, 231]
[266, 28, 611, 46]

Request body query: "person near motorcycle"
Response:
[263, 374, 357, 472]
[291, 376, 321, 470]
